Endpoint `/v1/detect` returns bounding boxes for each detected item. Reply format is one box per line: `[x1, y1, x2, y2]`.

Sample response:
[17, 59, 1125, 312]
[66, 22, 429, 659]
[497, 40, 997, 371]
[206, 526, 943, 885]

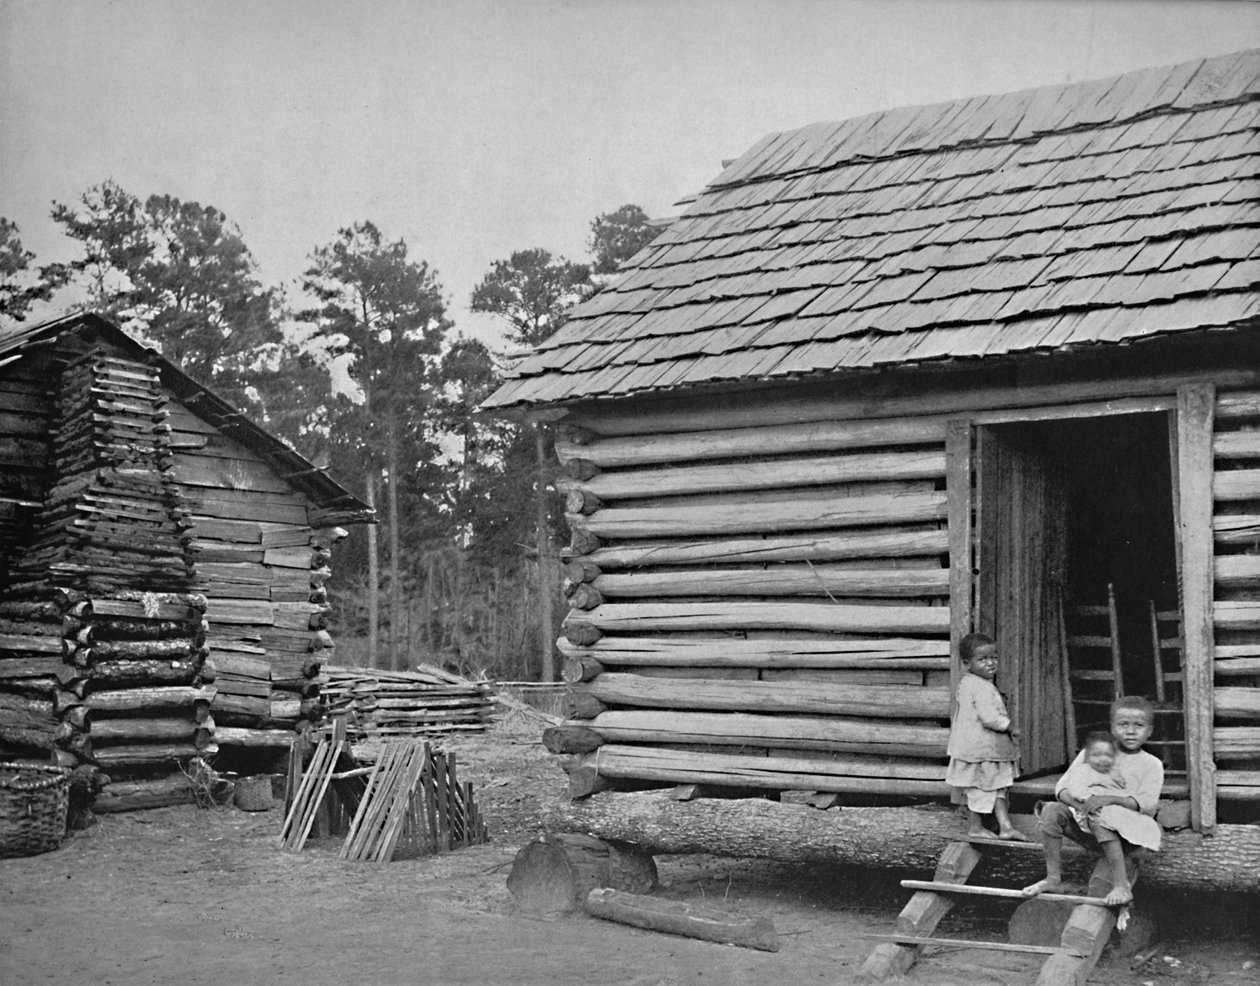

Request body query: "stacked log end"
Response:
[1209, 390, 1260, 805]
[0, 350, 214, 810]
[551, 415, 957, 800]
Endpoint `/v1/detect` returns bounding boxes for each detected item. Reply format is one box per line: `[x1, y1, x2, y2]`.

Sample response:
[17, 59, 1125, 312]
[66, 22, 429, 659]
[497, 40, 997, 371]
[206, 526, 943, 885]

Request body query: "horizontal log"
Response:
[1215, 469, 1260, 502]
[579, 745, 947, 790]
[211, 693, 271, 718]
[593, 566, 949, 599]
[564, 449, 946, 501]
[588, 709, 949, 757]
[565, 602, 950, 636]
[556, 635, 951, 670]
[90, 717, 210, 744]
[563, 656, 604, 684]
[1215, 687, 1260, 720]
[554, 416, 949, 468]
[87, 638, 194, 662]
[1216, 657, 1260, 676]
[0, 633, 63, 654]
[587, 672, 949, 719]
[1213, 602, 1260, 631]
[572, 489, 947, 538]
[541, 792, 1260, 893]
[215, 725, 296, 747]
[1214, 727, 1260, 761]
[92, 741, 214, 765]
[86, 686, 216, 713]
[1214, 555, 1260, 587]
[584, 887, 779, 952]
[92, 773, 198, 813]
[86, 659, 201, 685]
[1213, 515, 1260, 545]
[1213, 429, 1260, 460]
[586, 527, 949, 570]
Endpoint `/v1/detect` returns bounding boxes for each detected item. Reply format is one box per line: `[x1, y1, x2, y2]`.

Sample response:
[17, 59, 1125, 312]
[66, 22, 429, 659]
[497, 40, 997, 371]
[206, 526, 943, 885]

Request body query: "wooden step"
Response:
[899, 880, 1111, 907]
[957, 834, 1044, 850]
[864, 933, 1085, 957]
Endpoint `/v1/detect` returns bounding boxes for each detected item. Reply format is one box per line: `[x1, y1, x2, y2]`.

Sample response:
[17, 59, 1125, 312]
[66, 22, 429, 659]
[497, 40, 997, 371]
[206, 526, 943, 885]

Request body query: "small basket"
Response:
[0, 764, 70, 858]
[234, 774, 275, 812]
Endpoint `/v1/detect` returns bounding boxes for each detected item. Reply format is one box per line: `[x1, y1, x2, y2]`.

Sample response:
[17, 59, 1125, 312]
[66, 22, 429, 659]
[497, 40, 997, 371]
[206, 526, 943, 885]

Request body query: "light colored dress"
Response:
[945, 673, 1018, 794]
[1058, 758, 1163, 851]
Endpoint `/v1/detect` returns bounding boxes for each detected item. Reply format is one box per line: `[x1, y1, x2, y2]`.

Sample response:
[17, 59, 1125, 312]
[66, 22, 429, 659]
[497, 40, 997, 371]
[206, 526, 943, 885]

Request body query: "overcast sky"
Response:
[2, 0, 1256, 348]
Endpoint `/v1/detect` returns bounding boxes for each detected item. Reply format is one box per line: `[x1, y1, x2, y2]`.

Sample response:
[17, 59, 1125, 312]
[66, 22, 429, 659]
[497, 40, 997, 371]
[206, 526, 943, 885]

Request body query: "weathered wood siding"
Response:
[1212, 388, 1260, 804]
[166, 400, 334, 741]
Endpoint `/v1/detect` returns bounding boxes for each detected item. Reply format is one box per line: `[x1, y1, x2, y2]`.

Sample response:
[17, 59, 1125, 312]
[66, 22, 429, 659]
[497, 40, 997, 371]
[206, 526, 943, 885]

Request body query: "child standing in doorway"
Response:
[946, 632, 1024, 840]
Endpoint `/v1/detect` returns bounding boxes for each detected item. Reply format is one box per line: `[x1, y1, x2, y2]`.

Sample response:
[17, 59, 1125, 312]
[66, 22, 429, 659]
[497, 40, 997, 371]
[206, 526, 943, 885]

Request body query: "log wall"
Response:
[555, 413, 955, 797]
[1210, 389, 1260, 804]
[0, 334, 351, 799]
[166, 401, 338, 749]
[550, 375, 1260, 812]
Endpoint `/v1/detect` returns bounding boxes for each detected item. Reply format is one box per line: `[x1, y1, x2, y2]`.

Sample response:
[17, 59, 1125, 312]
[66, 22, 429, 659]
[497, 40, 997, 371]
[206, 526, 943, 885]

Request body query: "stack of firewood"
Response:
[323, 665, 495, 741]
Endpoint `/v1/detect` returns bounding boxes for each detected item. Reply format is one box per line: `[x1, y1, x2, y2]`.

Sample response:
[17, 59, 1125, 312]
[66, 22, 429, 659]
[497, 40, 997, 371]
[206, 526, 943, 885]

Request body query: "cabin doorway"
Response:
[973, 412, 1182, 777]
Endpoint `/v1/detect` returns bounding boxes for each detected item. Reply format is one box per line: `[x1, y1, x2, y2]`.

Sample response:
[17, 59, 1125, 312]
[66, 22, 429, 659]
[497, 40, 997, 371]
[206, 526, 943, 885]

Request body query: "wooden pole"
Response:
[1176, 383, 1216, 833]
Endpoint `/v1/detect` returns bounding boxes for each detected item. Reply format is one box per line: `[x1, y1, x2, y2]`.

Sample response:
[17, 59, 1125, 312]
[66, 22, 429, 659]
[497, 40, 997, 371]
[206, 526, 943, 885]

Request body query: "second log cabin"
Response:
[0, 312, 372, 809]
[484, 50, 1260, 840]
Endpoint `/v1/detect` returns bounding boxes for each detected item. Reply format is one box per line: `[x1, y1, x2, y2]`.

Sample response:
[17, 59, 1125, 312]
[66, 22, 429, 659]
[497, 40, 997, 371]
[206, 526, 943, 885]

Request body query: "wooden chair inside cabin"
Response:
[1144, 601, 1186, 770]
[1062, 583, 1123, 749]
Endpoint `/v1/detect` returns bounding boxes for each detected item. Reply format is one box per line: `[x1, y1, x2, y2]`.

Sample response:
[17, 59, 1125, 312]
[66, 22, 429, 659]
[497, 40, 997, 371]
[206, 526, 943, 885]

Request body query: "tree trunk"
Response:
[535, 423, 555, 682]
[365, 474, 380, 669]
[506, 831, 656, 914]
[386, 412, 402, 671]
[542, 792, 1260, 893]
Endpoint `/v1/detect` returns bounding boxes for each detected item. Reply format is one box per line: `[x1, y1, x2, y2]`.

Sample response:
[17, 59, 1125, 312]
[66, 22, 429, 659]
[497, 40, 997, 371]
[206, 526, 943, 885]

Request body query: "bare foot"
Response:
[1022, 877, 1063, 897]
[1102, 883, 1133, 906]
[997, 827, 1031, 842]
[965, 827, 991, 840]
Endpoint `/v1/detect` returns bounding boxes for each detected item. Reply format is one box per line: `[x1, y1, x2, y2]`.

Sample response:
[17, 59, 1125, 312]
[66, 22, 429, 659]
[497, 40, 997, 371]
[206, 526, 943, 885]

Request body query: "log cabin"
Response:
[484, 49, 1260, 882]
[0, 312, 372, 810]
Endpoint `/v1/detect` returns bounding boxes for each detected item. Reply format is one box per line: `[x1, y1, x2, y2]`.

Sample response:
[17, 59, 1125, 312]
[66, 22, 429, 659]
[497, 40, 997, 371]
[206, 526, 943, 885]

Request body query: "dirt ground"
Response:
[2, 712, 1257, 986]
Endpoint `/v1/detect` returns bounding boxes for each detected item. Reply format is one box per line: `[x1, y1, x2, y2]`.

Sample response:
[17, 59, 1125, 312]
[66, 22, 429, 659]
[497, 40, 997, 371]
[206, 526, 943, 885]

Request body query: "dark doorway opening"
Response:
[977, 412, 1183, 775]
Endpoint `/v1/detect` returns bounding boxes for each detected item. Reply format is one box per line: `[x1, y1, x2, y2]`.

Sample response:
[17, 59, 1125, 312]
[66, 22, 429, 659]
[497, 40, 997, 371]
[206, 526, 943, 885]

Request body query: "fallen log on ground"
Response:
[584, 887, 779, 951]
[541, 791, 1260, 894]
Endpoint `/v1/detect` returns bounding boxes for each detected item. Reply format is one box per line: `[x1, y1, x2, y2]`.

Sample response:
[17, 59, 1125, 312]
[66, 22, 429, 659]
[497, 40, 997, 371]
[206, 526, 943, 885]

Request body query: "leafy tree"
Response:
[470, 248, 590, 347]
[300, 221, 452, 669]
[49, 181, 281, 409]
[471, 249, 592, 680]
[0, 218, 67, 323]
[590, 204, 657, 275]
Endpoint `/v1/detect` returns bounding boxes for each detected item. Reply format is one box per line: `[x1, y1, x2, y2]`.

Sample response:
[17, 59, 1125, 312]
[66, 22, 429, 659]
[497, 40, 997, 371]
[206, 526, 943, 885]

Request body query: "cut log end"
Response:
[506, 832, 656, 915]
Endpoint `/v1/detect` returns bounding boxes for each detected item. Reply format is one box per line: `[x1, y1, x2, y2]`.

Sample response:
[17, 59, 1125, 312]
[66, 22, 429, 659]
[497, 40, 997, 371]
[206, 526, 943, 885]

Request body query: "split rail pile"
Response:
[323, 665, 495, 741]
[551, 413, 954, 797]
[281, 725, 488, 860]
[0, 351, 216, 808]
[1208, 389, 1260, 803]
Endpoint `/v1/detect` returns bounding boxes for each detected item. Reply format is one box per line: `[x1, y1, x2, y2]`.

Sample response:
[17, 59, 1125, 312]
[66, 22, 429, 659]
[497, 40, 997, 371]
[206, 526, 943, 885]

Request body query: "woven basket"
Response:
[0, 764, 69, 858]
[234, 774, 275, 812]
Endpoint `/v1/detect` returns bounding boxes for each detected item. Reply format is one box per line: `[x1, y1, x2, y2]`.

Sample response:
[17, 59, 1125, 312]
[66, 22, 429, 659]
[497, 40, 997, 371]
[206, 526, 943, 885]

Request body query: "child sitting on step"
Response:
[945, 632, 1025, 841]
[1023, 697, 1163, 906]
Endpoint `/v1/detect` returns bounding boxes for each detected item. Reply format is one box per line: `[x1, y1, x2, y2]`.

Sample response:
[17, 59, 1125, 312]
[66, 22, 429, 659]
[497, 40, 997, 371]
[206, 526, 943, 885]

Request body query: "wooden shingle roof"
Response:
[486, 49, 1260, 410]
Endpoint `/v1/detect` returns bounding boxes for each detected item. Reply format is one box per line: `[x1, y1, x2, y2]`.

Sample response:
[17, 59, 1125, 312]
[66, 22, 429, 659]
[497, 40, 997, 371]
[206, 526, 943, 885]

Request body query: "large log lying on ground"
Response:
[584, 887, 779, 952]
[541, 791, 1260, 893]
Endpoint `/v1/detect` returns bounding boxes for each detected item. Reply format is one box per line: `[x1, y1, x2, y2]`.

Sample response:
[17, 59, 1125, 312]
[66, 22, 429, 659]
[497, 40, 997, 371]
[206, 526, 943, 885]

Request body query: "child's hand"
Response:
[1008, 727, 1021, 741]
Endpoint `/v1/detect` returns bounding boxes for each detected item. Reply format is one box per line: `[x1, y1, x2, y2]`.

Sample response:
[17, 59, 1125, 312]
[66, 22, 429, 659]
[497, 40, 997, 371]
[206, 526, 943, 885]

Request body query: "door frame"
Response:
[946, 391, 1216, 831]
